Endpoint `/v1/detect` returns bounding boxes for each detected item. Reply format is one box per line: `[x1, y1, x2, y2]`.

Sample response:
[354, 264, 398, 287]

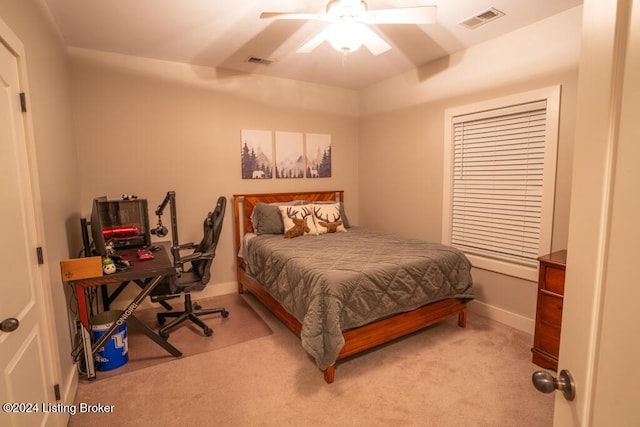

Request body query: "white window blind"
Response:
[451, 100, 547, 268]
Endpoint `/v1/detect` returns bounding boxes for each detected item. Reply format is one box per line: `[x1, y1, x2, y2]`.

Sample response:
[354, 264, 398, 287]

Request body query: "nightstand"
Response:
[531, 250, 567, 370]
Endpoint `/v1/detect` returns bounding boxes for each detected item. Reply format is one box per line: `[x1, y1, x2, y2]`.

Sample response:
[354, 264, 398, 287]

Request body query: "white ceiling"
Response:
[42, 0, 583, 90]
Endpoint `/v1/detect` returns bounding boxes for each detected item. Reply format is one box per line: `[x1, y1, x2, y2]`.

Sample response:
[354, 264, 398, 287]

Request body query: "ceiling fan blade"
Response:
[260, 12, 332, 22]
[356, 25, 392, 56]
[361, 6, 437, 25]
[297, 29, 329, 53]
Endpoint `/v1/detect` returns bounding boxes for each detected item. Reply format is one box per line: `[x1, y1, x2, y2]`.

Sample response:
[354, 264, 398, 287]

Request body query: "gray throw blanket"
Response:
[246, 227, 474, 370]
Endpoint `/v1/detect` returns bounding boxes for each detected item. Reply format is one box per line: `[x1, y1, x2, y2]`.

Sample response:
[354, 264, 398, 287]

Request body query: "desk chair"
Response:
[151, 196, 229, 338]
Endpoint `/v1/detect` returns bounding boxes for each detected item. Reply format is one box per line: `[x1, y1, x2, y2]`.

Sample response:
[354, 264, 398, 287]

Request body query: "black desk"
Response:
[69, 245, 182, 379]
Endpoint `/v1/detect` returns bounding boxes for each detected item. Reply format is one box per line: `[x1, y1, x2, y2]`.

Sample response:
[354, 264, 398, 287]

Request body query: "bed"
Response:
[233, 190, 474, 383]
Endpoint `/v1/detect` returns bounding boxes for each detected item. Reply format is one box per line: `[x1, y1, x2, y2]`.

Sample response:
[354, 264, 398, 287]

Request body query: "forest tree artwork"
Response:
[305, 133, 331, 178]
[241, 129, 273, 179]
[275, 131, 304, 179]
[241, 130, 331, 179]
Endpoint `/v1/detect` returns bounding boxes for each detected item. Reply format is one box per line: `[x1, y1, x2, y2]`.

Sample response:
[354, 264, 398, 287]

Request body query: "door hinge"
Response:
[54, 384, 61, 401]
[19, 92, 27, 113]
[36, 247, 44, 265]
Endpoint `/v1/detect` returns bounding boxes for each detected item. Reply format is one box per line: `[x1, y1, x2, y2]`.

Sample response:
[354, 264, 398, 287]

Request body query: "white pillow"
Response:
[279, 205, 318, 238]
[311, 203, 347, 234]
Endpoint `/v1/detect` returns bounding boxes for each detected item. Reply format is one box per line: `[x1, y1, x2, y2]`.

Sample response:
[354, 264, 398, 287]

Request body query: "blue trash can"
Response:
[91, 310, 128, 371]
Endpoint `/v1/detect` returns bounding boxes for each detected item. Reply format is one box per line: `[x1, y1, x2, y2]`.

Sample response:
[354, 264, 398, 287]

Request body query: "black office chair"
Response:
[151, 196, 229, 338]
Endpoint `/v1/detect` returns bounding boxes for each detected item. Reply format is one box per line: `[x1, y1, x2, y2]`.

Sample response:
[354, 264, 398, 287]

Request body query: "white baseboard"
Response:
[468, 300, 535, 335]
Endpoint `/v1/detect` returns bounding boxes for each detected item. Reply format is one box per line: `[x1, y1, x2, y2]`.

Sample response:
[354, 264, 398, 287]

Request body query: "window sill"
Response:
[464, 253, 538, 282]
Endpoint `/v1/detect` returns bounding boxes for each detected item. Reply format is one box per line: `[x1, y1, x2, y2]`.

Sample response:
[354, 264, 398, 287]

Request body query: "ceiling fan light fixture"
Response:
[327, 0, 367, 18]
[326, 20, 363, 53]
[262, 0, 436, 56]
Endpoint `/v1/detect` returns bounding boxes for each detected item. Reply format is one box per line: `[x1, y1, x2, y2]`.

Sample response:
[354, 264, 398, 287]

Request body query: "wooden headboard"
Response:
[232, 190, 344, 256]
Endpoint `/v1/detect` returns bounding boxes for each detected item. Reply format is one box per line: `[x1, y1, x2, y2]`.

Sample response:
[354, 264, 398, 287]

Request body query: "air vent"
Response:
[459, 7, 505, 29]
[246, 56, 274, 66]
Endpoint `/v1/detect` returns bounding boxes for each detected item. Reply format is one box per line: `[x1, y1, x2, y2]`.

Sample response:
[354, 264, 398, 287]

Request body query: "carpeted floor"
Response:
[70, 293, 555, 426]
[84, 292, 273, 381]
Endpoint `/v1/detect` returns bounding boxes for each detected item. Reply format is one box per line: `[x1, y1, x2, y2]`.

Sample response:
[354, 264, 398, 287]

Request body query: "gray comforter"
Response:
[245, 227, 474, 370]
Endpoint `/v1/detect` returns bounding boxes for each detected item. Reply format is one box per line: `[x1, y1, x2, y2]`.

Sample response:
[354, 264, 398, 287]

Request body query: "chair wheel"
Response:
[157, 315, 166, 325]
[193, 302, 201, 310]
[159, 331, 169, 339]
[204, 327, 213, 337]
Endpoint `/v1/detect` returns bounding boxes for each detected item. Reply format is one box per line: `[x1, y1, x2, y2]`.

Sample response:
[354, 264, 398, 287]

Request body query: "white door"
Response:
[553, 0, 640, 425]
[0, 23, 58, 427]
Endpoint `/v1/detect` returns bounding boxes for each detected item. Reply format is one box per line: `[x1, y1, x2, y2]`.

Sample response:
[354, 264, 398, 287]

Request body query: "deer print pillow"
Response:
[279, 205, 319, 238]
[311, 203, 347, 235]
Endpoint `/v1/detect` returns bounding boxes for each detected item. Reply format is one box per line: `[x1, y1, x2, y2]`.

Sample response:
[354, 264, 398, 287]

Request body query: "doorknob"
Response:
[532, 369, 575, 401]
[1, 318, 20, 333]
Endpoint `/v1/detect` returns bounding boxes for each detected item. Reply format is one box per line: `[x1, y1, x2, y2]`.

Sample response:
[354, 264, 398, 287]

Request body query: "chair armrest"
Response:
[177, 242, 197, 250]
[172, 243, 199, 267]
[180, 251, 214, 263]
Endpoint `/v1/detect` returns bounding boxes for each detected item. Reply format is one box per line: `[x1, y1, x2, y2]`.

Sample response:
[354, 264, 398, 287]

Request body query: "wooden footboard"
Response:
[326, 297, 467, 382]
[233, 191, 469, 384]
[238, 264, 467, 383]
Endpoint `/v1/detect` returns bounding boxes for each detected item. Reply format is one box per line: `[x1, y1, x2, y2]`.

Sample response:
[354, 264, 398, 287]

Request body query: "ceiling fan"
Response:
[260, 0, 437, 55]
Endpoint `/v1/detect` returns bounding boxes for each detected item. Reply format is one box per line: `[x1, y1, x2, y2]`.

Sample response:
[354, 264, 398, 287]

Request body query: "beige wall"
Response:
[359, 72, 578, 330]
[358, 7, 581, 331]
[0, 0, 80, 414]
[70, 50, 360, 297]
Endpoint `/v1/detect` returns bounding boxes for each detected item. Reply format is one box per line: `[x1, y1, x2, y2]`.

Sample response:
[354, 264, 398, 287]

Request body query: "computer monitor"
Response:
[90, 197, 151, 256]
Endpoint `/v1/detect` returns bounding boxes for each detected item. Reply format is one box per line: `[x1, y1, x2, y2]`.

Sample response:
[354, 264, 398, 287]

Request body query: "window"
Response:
[442, 86, 560, 281]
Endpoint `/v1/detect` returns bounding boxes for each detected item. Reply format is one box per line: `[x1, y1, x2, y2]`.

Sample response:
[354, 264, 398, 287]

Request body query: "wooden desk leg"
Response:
[134, 279, 173, 310]
[91, 275, 162, 355]
[91, 275, 182, 358]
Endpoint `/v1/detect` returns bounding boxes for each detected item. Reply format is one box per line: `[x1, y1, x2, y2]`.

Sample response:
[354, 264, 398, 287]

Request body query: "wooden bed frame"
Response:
[233, 190, 468, 383]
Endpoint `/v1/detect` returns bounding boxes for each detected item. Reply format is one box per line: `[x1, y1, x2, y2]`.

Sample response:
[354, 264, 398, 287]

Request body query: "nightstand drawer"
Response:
[539, 294, 563, 325]
[535, 322, 561, 357]
[542, 266, 565, 294]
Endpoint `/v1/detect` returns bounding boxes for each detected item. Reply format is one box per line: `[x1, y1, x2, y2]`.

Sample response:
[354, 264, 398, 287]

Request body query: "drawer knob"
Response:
[532, 369, 575, 401]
